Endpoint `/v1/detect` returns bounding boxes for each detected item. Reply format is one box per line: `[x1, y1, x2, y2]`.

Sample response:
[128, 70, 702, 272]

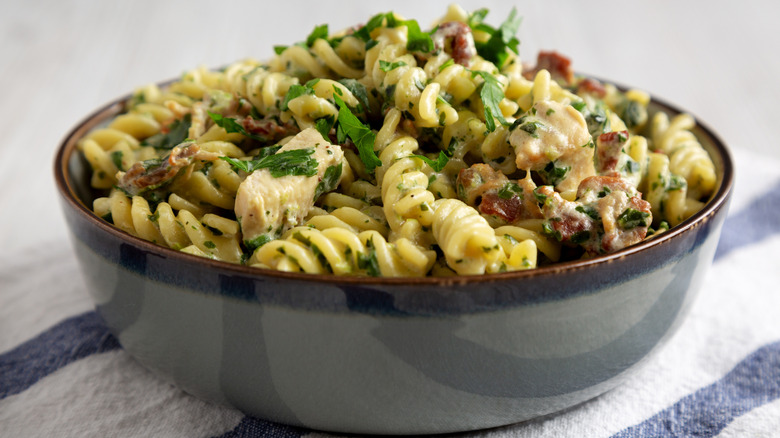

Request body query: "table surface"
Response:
[2, 1, 780, 437]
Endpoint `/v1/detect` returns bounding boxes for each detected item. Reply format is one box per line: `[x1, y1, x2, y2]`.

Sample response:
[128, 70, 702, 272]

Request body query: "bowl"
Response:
[54, 91, 733, 435]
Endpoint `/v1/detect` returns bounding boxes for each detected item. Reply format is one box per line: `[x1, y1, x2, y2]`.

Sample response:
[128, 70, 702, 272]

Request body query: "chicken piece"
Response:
[456, 164, 542, 224]
[509, 100, 594, 198]
[235, 128, 344, 248]
[537, 175, 652, 255]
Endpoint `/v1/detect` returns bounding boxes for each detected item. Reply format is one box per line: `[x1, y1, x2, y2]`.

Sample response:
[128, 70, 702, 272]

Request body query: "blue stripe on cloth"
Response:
[0, 311, 119, 399]
[714, 178, 780, 261]
[611, 340, 780, 437]
[211, 416, 306, 438]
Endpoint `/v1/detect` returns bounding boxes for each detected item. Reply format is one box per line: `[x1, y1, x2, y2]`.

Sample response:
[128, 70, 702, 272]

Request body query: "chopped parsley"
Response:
[143, 114, 191, 149]
[471, 70, 508, 132]
[617, 208, 651, 229]
[244, 234, 273, 251]
[208, 112, 272, 142]
[333, 94, 382, 173]
[472, 7, 522, 68]
[379, 60, 408, 72]
[358, 237, 381, 276]
[306, 24, 329, 47]
[220, 147, 318, 177]
[315, 163, 343, 199]
[412, 151, 450, 172]
[538, 161, 570, 186]
[497, 182, 523, 199]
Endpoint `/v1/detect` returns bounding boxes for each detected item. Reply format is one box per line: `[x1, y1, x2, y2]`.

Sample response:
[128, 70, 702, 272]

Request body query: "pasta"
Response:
[78, 5, 717, 276]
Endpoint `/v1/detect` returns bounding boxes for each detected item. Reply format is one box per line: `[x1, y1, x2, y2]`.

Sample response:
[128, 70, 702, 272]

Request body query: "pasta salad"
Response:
[78, 5, 717, 276]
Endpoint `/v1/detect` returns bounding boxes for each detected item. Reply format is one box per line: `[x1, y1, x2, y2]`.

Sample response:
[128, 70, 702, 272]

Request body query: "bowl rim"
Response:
[54, 85, 734, 287]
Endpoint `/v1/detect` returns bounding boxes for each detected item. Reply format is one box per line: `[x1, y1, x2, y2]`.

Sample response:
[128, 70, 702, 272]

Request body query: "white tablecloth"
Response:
[2, 1, 780, 436]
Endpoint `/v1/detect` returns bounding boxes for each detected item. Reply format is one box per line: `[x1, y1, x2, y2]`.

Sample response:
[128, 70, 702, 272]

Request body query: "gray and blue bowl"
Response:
[55, 92, 733, 435]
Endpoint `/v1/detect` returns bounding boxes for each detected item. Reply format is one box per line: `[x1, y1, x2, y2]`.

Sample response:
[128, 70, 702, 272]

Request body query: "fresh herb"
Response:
[315, 163, 343, 199]
[143, 114, 191, 149]
[617, 208, 650, 229]
[353, 13, 387, 42]
[379, 60, 408, 72]
[361, 13, 433, 53]
[542, 221, 562, 241]
[472, 8, 522, 68]
[667, 174, 687, 192]
[471, 70, 508, 132]
[280, 82, 316, 111]
[306, 24, 329, 46]
[570, 230, 591, 245]
[315, 115, 335, 141]
[538, 160, 570, 186]
[333, 95, 382, 173]
[203, 241, 217, 249]
[337, 78, 370, 112]
[412, 151, 450, 172]
[438, 58, 455, 72]
[208, 112, 271, 142]
[110, 150, 124, 170]
[497, 182, 523, 199]
[244, 234, 273, 251]
[220, 148, 318, 177]
[623, 158, 641, 174]
[513, 118, 544, 138]
[358, 237, 381, 276]
[575, 205, 601, 221]
[618, 99, 646, 130]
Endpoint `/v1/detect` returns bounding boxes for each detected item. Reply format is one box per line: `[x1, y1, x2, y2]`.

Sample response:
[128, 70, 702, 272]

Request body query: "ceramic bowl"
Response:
[55, 91, 733, 435]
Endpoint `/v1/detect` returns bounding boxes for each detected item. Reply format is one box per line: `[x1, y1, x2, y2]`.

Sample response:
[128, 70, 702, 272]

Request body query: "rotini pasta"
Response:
[78, 6, 717, 276]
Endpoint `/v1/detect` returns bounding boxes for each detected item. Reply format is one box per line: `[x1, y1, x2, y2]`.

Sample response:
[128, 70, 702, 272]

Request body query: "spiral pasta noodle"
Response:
[77, 5, 717, 276]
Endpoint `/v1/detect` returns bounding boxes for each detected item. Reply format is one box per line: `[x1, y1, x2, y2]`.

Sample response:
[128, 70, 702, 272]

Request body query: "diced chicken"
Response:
[117, 143, 219, 196]
[235, 128, 344, 246]
[456, 164, 542, 224]
[537, 175, 652, 255]
[509, 100, 594, 198]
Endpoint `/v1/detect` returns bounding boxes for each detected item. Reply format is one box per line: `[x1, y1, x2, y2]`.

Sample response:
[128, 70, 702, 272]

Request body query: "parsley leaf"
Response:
[315, 115, 335, 141]
[471, 70, 508, 132]
[358, 236, 381, 276]
[337, 78, 370, 113]
[617, 208, 650, 229]
[379, 60, 408, 72]
[353, 13, 386, 42]
[474, 8, 522, 68]
[143, 114, 191, 149]
[539, 161, 570, 186]
[281, 83, 315, 111]
[412, 151, 450, 172]
[208, 112, 271, 142]
[333, 95, 382, 173]
[220, 148, 318, 178]
[497, 182, 523, 199]
[306, 24, 329, 46]
[315, 163, 343, 199]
